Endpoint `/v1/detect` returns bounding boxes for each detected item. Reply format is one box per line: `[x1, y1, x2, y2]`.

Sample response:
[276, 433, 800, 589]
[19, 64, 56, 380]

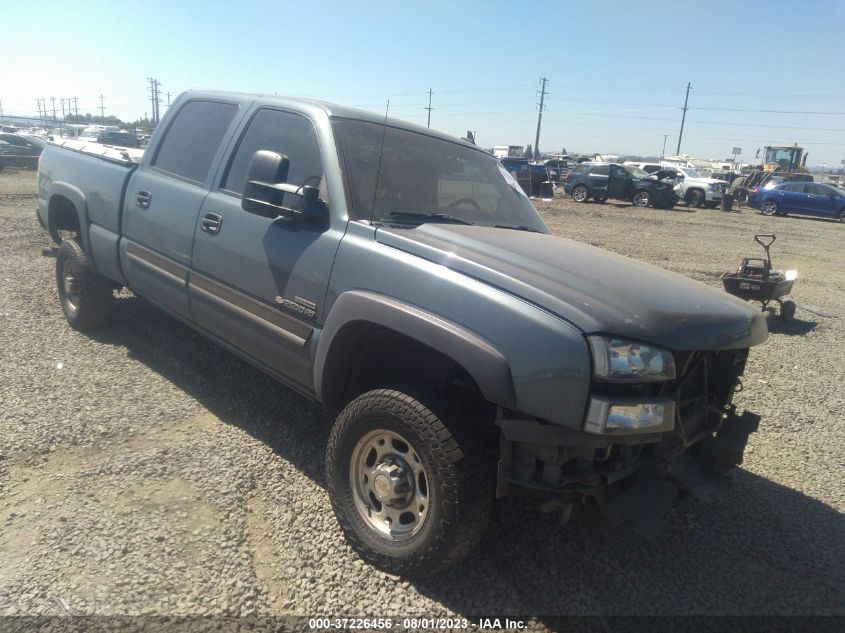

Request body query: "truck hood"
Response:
[375, 224, 768, 351]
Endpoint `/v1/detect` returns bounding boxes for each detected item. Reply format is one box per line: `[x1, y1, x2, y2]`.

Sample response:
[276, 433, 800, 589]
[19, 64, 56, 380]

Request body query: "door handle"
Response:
[201, 212, 223, 234]
[136, 190, 152, 209]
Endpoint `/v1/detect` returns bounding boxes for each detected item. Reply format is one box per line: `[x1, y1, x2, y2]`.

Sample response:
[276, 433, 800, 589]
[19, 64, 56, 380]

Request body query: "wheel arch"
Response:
[315, 291, 515, 415]
[47, 182, 90, 252]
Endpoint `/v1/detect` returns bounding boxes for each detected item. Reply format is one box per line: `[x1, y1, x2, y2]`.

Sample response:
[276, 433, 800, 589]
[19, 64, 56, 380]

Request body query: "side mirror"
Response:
[242, 150, 326, 223]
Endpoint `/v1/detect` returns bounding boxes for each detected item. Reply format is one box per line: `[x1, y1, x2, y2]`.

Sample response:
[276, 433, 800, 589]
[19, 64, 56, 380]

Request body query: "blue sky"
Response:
[3, 0, 845, 166]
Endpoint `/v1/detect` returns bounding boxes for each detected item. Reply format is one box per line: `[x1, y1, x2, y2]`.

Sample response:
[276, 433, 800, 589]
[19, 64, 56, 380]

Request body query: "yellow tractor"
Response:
[726, 144, 812, 207]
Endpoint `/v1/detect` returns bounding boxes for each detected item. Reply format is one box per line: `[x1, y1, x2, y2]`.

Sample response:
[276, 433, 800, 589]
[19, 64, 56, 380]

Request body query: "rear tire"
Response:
[326, 388, 494, 577]
[572, 184, 589, 203]
[838, 209, 845, 223]
[761, 200, 779, 216]
[56, 240, 115, 331]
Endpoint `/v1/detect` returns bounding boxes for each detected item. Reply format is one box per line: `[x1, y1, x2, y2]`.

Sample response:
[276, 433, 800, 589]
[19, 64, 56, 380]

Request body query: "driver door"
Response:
[607, 164, 629, 200]
[189, 107, 342, 390]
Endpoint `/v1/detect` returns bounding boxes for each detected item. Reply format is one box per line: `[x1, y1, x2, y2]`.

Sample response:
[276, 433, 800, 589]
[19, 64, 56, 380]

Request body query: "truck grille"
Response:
[668, 350, 747, 450]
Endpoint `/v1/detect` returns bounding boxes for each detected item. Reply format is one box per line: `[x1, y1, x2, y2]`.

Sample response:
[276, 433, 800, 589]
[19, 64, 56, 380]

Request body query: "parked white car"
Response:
[624, 162, 728, 208]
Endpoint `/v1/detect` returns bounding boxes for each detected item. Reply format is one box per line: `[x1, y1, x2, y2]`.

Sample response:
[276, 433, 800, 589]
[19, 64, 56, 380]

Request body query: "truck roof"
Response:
[182, 90, 482, 152]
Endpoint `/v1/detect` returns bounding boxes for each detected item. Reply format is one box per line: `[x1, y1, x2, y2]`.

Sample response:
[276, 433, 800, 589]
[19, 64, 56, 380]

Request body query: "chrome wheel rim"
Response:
[633, 191, 650, 207]
[349, 429, 430, 541]
[761, 201, 777, 216]
[573, 186, 587, 202]
[61, 260, 80, 312]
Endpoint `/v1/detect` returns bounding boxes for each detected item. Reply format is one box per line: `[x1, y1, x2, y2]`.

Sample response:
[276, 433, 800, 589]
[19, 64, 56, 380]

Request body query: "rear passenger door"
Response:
[189, 107, 343, 391]
[587, 164, 609, 197]
[121, 99, 241, 319]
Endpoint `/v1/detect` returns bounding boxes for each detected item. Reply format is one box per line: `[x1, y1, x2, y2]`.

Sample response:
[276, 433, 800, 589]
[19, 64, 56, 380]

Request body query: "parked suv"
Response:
[626, 163, 727, 208]
[563, 163, 678, 208]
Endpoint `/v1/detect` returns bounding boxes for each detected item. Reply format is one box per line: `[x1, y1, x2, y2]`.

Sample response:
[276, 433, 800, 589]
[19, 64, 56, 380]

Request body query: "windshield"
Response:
[623, 165, 651, 180]
[680, 167, 701, 178]
[332, 119, 549, 233]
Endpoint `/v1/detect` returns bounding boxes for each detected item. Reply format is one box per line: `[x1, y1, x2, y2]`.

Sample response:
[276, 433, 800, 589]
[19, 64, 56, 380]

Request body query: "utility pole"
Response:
[534, 77, 548, 160]
[60, 98, 66, 119]
[0, 100, 4, 120]
[99, 94, 106, 123]
[73, 96, 79, 116]
[155, 80, 162, 124]
[425, 88, 433, 128]
[662, 134, 668, 158]
[676, 81, 691, 155]
[166, 92, 171, 108]
[50, 97, 57, 121]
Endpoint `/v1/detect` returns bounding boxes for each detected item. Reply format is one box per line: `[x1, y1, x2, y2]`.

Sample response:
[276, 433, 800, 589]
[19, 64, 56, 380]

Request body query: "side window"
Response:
[592, 165, 610, 176]
[810, 184, 830, 195]
[643, 165, 660, 174]
[223, 109, 323, 196]
[152, 100, 238, 184]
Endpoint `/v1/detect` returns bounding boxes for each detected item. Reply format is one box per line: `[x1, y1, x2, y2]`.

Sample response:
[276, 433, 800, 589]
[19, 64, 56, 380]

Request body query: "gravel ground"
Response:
[1, 169, 843, 624]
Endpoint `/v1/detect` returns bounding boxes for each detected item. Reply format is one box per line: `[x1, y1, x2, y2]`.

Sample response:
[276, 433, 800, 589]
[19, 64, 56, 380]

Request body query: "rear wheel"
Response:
[838, 209, 845, 223]
[632, 190, 651, 207]
[326, 388, 494, 577]
[761, 200, 779, 216]
[56, 240, 115, 331]
[572, 184, 589, 202]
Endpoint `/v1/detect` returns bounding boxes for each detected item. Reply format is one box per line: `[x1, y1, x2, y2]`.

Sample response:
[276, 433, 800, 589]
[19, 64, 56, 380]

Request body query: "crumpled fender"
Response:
[313, 290, 516, 408]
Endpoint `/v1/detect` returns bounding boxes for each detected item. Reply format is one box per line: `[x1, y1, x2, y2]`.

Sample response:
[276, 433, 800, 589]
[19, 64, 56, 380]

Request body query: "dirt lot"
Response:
[1, 169, 843, 622]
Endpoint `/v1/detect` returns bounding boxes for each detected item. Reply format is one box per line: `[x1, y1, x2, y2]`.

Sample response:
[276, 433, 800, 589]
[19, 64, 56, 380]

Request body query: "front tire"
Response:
[326, 389, 493, 577]
[761, 200, 779, 216]
[572, 184, 589, 202]
[56, 240, 115, 331]
[686, 189, 705, 208]
[632, 189, 651, 207]
[838, 209, 845, 223]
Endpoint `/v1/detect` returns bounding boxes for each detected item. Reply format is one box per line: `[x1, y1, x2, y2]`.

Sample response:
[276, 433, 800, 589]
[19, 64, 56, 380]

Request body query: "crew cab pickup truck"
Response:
[37, 90, 768, 577]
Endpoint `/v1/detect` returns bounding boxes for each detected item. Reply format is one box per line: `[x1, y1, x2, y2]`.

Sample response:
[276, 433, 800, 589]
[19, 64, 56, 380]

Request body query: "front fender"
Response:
[314, 290, 516, 408]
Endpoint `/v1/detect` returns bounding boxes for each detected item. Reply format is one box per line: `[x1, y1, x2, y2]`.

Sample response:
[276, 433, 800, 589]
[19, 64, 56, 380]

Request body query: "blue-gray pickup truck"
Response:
[37, 90, 768, 577]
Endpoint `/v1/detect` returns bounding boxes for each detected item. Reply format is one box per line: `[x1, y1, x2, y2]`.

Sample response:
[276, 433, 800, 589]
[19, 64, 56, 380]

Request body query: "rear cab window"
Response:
[152, 100, 239, 184]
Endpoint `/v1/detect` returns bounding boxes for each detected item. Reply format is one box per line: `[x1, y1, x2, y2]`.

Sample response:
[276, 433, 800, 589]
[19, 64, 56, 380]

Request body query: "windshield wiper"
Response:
[494, 224, 542, 233]
[389, 211, 474, 225]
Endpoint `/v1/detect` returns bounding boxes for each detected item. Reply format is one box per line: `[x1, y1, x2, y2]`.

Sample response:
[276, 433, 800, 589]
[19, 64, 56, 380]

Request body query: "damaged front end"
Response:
[496, 348, 760, 537]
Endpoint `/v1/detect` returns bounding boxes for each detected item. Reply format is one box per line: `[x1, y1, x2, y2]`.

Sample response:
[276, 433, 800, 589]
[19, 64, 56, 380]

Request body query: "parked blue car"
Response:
[748, 181, 845, 222]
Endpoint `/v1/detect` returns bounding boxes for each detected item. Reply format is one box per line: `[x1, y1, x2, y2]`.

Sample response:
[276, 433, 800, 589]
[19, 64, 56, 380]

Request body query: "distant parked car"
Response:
[747, 181, 845, 222]
[95, 130, 141, 148]
[563, 163, 678, 208]
[540, 158, 576, 182]
[499, 156, 550, 196]
[0, 133, 44, 157]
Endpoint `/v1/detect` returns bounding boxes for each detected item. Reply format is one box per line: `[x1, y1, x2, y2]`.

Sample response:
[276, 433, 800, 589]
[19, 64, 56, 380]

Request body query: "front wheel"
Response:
[572, 184, 589, 202]
[686, 189, 705, 208]
[56, 240, 115, 331]
[761, 200, 779, 216]
[838, 209, 845, 223]
[326, 389, 493, 577]
[632, 190, 651, 207]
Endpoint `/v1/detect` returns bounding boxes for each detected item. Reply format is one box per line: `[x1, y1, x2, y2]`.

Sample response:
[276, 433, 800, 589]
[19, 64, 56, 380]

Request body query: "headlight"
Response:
[585, 396, 675, 434]
[785, 269, 798, 281]
[588, 335, 676, 382]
